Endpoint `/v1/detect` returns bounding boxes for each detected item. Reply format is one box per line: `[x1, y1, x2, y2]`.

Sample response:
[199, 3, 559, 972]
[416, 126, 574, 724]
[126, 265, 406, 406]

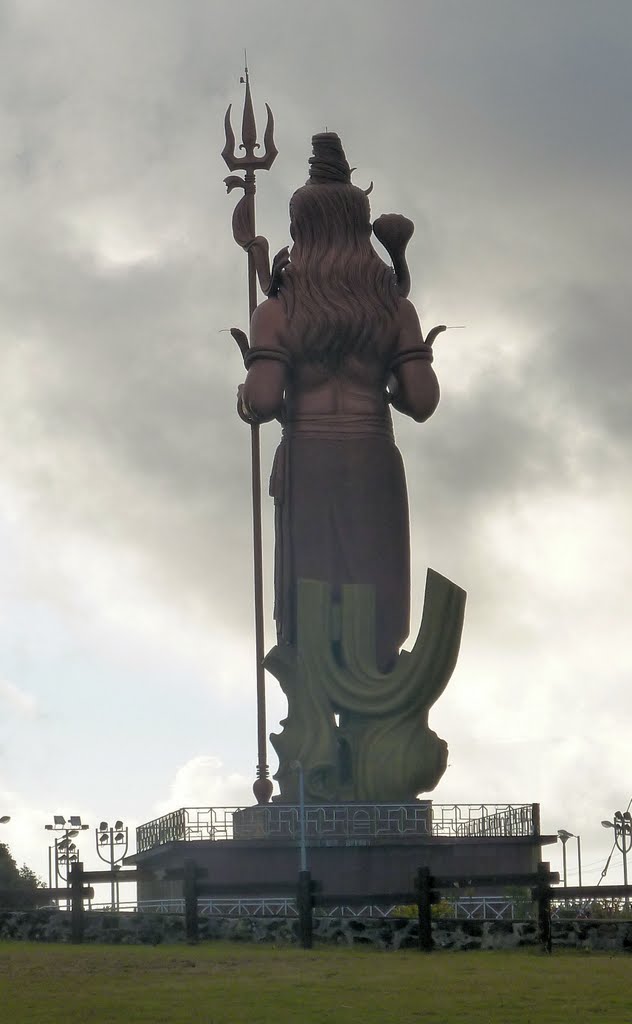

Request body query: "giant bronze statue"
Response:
[224, 71, 465, 806]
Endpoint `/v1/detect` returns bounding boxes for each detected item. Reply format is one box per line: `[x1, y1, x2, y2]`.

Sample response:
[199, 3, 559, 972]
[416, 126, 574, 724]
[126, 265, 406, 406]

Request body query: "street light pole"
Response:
[96, 820, 128, 911]
[557, 827, 583, 891]
[557, 829, 570, 888]
[44, 815, 89, 909]
[290, 761, 307, 872]
[52, 836, 79, 909]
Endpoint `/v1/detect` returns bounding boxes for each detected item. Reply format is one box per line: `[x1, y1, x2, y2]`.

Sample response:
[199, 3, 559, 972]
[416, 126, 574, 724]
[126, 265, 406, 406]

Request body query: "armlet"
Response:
[244, 346, 291, 370]
[389, 344, 433, 371]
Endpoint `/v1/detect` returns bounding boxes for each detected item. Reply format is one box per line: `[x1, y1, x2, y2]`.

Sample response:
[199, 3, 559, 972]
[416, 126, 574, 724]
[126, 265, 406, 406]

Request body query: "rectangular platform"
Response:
[128, 802, 555, 904]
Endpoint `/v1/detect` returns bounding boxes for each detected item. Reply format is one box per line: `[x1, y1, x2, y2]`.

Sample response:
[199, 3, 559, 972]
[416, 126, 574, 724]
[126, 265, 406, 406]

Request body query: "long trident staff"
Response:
[222, 63, 277, 805]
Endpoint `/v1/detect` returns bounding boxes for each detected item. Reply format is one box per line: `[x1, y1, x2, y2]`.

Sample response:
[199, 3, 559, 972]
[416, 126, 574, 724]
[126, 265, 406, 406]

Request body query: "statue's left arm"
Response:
[239, 298, 291, 424]
[389, 299, 441, 423]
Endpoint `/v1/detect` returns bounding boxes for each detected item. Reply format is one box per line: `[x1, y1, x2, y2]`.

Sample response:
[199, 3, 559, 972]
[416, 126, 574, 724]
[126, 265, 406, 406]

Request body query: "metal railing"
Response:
[136, 803, 538, 853]
[432, 803, 538, 838]
[85, 894, 632, 922]
[133, 898, 399, 918]
[125, 896, 521, 920]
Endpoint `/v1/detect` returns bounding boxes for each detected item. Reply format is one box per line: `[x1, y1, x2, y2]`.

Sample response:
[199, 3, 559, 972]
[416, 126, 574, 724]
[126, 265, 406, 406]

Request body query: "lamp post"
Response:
[47, 835, 79, 909]
[95, 820, 128, 911]
[289, 761, 307, 872]
[557, 829, 571, 888]
[557, 828, 582, 890]
[602, 811, 632, 908]
[45, 815, 89, 909]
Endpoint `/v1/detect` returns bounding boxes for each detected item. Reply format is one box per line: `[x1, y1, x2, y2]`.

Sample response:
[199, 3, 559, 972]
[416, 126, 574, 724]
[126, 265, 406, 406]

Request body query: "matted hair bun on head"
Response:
[307, 132, 352, 185]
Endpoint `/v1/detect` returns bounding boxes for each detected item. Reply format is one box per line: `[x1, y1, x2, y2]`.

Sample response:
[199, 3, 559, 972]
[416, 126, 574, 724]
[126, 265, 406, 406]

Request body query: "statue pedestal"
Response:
[130, 802, 556, 906]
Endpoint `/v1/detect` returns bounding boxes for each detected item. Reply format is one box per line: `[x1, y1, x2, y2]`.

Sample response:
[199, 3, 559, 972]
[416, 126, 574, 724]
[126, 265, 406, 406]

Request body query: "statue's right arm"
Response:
[240, 299, 290, 424]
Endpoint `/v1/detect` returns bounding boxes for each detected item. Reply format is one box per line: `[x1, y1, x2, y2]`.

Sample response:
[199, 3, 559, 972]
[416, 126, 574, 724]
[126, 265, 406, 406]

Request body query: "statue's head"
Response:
[288, 133, 373, 257]
[279, 132, 399, 365]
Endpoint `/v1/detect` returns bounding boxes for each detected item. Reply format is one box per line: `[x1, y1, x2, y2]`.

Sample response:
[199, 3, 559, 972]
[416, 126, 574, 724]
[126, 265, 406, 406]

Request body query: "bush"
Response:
[0, 843, 45, 910]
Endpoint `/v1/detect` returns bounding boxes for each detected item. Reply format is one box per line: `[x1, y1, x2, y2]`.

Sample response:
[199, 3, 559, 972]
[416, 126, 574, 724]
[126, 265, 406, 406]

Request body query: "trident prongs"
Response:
[222, 65, 278, 172]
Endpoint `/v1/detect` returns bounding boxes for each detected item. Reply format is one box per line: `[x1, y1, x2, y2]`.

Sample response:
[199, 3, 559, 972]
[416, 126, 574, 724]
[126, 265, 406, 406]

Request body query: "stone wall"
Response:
[2, 909, 632, 951]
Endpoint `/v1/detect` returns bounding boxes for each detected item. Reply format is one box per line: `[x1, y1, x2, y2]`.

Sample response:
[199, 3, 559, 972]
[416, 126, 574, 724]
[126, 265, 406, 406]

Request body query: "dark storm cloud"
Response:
[0, 0, 630, 643]
[540, 286, 632, 445]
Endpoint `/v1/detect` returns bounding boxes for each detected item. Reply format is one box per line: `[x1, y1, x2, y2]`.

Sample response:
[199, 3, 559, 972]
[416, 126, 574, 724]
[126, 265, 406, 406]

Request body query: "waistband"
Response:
[282, 413, 394, 441]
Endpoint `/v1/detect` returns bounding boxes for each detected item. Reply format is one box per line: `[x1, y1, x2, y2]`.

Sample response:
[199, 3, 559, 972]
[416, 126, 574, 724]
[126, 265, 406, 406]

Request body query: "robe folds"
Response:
[269, 408, 411, 671]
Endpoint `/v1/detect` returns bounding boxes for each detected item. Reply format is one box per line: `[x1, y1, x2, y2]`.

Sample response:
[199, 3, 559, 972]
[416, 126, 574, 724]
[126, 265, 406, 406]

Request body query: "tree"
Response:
[0, 842, 44, 909]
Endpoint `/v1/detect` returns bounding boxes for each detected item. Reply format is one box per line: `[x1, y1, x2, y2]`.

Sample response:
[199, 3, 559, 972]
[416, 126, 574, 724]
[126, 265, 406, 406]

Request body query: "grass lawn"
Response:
[1, 941, 631, 1024]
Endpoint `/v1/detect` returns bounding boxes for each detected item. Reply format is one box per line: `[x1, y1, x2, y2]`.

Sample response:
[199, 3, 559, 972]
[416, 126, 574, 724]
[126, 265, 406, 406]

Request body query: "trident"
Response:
[222, 62, 278, 805]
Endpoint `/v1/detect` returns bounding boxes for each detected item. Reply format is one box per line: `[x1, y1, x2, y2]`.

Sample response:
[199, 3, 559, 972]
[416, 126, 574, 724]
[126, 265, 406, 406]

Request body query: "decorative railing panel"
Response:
[136, 806, 246, 852]
[231, 802, 433, 840]
[131, 896, 524, 920]
[431, 804, 537, 839]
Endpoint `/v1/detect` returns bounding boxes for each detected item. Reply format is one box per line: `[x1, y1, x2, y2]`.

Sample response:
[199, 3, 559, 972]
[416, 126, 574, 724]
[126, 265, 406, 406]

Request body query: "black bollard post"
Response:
[184, 859, 199, 944]
[535, 861, 552, 954]
[70, 861, 85, 944]
[297, 870, 314, 949]
[416, 866, 434, 952]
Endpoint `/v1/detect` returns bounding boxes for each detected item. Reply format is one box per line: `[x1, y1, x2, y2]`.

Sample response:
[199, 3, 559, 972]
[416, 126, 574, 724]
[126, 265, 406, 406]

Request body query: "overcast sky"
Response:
[1, 0, 631, 895]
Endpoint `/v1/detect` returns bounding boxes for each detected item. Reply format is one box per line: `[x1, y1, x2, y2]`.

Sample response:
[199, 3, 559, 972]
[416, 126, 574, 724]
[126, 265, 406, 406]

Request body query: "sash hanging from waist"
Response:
[268, 412, 394, 643]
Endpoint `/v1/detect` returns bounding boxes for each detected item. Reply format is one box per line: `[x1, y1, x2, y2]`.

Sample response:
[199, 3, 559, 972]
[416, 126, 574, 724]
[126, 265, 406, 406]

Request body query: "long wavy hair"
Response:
[278, 183, 399, 370]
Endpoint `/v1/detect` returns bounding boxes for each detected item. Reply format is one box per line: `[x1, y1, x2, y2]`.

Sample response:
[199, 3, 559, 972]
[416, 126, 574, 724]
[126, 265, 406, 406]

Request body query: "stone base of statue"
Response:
[130, 801, 556, 905]
[265, 569, 466, 804]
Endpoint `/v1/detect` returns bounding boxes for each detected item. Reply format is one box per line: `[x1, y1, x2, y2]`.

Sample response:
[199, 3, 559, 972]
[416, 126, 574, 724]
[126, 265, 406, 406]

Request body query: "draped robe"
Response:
[241, 295, 438, 672]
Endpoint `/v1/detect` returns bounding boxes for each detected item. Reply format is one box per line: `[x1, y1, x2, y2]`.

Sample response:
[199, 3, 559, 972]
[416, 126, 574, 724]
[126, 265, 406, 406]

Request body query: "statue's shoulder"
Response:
[394, 297, 422, 337]
[250, 297, 290, 348]
[396, 296, 421, 322]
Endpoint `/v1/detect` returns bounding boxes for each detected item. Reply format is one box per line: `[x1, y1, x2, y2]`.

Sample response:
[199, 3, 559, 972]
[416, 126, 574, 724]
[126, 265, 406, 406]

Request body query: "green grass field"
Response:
[1, 941, 631, 1024]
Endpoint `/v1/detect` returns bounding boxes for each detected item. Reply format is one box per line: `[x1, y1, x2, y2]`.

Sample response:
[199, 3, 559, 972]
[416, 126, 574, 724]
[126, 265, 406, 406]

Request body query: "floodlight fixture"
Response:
[55, 832, 76, 847]
[602, 809, 632, 905]
[0, 815, 10, 825]
[94, 817, 128, 910]
[53, 815, 66, 826]
[68, 816, 82, 827]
